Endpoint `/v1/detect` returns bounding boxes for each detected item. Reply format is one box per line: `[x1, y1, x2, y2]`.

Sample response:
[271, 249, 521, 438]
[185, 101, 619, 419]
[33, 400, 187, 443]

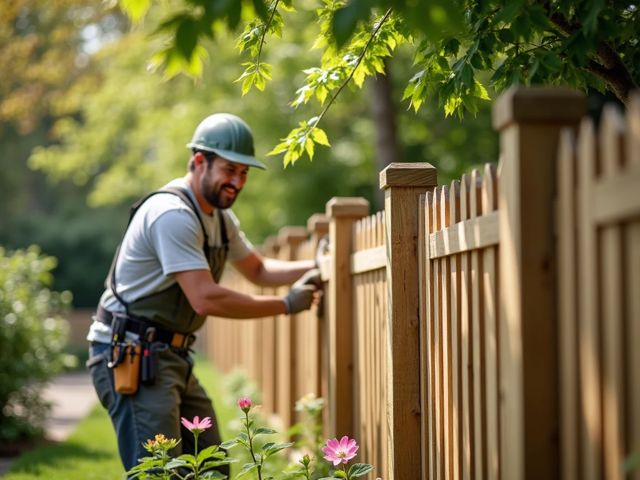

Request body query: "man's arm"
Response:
[175, 268, 316, 318]
[232, 251, 315, 287]
[175, 269, 287, 318]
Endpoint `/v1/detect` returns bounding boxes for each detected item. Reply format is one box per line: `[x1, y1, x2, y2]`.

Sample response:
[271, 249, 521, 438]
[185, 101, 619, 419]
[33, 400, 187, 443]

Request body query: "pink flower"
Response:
[238, 397, 252, 412]
[180, 416, 212, 434]
[322, 436, 359, 466]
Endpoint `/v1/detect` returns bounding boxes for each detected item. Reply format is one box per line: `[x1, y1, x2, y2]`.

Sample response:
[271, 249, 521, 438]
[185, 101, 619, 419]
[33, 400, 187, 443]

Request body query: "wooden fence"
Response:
[199, 87, 640, 480]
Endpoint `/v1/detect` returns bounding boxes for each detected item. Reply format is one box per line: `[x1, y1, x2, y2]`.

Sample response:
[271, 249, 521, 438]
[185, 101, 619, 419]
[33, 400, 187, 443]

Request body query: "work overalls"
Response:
[88, 187, 229, 475]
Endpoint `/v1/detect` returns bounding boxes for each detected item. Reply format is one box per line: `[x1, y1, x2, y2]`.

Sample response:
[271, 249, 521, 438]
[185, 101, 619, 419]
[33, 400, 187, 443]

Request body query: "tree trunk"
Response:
[370, 59, 401, 210]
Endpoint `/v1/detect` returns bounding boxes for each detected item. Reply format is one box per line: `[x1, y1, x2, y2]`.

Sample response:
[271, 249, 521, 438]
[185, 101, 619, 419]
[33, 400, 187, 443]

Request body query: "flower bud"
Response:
[237, 396, 252, 412]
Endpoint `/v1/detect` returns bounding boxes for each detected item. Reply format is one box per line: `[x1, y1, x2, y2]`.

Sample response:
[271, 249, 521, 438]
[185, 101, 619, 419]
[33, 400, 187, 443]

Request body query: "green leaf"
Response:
[220, 439, 238, 449]
[493, 0, 524, 24]
[460, 63, 473, 87]
[237, 462, 259, 478]
[199, 470, 227, 479]
[347, 463, 374, 478]
[196, 445, 220, 464]
[332, 3, 365, 48]
[444, 93, 462, 117]
[119, 0, 150, 22]
[304, 137, 315, 159]
[311, 128, 330, 146]
[252, 0, 270, 20]
[175, 17, 199, 60]
[473, 80, 490, 101]
[226, 0, 242, 29]
[165, 458, 190, 469]
[583, 0, 604, 34]
[201, 459, 237, 470]
[174, 453, 196, 464]
[254, 426, 277, 435]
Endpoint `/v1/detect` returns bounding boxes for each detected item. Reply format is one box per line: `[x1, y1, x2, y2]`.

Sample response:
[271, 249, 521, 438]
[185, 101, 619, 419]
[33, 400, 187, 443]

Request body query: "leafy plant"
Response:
[128, 416, 235, 479]
[0, 246, 72, 443]
[222, 397, 373, 480]
[222, 397, 294, 480]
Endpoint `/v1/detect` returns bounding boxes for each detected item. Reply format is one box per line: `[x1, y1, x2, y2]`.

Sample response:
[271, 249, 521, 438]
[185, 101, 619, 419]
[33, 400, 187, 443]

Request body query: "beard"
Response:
[201, 180, 240, 209]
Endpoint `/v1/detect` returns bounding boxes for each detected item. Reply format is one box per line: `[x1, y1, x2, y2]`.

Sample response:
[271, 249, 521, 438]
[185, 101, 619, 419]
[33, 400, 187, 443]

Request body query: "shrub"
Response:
[0, 246, 72, 443]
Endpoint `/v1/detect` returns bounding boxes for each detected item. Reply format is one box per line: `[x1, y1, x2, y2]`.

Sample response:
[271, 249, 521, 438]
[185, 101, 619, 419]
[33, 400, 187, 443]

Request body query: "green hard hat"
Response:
[187, 113, 266, 170]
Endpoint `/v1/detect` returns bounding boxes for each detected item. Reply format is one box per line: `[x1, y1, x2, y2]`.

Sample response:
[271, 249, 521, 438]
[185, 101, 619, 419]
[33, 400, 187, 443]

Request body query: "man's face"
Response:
[200, 156, 249, 209]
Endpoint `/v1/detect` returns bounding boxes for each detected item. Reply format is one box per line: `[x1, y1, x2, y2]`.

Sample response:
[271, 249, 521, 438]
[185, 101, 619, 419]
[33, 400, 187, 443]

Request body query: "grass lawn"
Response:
[4, 355, 237, 480]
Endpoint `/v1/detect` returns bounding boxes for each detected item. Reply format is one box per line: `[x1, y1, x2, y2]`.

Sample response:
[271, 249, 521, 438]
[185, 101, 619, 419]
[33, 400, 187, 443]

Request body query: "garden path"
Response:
[0, 371, 96, 477]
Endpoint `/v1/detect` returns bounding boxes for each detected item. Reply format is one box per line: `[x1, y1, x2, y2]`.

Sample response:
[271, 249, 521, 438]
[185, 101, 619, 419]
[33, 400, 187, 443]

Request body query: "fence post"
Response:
[380, 162, 438, 480]
[276, 226, 309, 431]
[306, 214, 330, 414]
[326, 197, 370, 439]
[492, 87, 586, 479]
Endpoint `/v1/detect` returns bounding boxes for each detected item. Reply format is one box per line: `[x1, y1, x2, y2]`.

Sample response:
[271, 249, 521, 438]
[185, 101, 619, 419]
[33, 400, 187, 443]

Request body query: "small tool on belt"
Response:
[141, 326, 157, 385]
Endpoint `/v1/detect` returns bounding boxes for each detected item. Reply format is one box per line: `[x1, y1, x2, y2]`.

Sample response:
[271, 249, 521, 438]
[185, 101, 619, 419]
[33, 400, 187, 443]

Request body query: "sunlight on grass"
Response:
[4, 407, 122, 480]
[4, 354, 234, 480]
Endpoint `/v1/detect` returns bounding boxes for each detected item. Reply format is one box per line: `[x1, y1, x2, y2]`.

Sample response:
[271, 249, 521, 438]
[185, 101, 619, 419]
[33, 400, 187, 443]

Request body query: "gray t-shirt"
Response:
[87, 178, 253, 343]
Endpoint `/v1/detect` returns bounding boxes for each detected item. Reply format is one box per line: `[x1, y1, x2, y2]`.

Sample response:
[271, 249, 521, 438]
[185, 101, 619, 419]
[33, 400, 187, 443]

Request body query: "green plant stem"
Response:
[311, 7, 393, 130]
[193, 432, 200, 479]
[255, 0, 280, 68]
[244, 412, 263, 480]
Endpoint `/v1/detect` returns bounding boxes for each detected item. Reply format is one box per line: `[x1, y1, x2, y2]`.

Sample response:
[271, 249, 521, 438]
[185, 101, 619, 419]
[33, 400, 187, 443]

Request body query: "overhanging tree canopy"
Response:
[119, 0, 639, 164]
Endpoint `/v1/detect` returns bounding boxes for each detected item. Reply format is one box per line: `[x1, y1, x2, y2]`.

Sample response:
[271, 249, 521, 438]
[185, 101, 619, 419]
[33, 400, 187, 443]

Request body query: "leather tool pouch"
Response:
[111, 343, 142, 395]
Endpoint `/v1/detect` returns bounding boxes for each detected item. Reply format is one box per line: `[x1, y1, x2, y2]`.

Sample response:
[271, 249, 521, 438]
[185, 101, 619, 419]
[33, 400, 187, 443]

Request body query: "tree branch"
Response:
[539, 0, 637, 103]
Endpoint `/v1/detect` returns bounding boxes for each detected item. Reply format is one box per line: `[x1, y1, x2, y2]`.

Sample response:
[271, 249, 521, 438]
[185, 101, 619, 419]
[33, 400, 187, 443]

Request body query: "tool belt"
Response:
[96, 306, 196, 350]
[97, 306, 196, 395]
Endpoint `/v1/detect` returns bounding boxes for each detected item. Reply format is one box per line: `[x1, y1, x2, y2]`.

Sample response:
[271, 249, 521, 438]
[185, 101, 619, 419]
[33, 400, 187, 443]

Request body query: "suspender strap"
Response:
[106, 186, 229, 313]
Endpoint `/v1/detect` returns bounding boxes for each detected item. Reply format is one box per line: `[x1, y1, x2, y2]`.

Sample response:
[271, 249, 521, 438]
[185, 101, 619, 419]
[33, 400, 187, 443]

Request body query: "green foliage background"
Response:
[0, 247, 71, 443]
[1, 0, 501, 308]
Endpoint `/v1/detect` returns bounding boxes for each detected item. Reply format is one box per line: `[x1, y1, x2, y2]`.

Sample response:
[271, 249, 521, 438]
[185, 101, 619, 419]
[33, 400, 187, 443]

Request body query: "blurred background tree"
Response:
[0, 247, 72, 444]
[2, 0, 503, 309]
[0, 0, 128, 307]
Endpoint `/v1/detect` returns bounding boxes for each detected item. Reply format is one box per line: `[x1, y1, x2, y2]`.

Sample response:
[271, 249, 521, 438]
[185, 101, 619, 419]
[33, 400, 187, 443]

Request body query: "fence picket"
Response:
[578, 117, 601, 480]
[436, 185, 453, 479]
[557, 127, 580, 480]
[459, 173, 474, 480]
[425, 190, 437, 480]
[481, 164, 499, 480]
[470, 168, 486, 480]
[628, 94, 640, 480]
[600, 105, 627, 480]
[432, 186, 444, 480]
[449, 179, 462, 480]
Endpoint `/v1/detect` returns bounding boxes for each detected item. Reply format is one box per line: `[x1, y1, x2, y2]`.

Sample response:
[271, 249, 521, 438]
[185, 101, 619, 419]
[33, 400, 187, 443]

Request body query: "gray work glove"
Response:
[295, 267, 322, 289]
[283, 285, 316, 315]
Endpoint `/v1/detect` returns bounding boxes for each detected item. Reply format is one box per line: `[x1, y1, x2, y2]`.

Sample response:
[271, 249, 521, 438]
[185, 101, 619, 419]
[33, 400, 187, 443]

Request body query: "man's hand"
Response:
[283, 285, 316, 314]
[294, 267, 322, 289]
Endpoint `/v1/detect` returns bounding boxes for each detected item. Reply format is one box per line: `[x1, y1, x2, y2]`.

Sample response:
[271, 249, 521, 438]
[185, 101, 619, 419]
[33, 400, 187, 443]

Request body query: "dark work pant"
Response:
[88, 342, 228, 477]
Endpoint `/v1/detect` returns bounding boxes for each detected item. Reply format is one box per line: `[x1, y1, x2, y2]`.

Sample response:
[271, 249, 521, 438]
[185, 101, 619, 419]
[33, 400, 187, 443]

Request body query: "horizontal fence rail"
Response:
[198, 87, 640, 480]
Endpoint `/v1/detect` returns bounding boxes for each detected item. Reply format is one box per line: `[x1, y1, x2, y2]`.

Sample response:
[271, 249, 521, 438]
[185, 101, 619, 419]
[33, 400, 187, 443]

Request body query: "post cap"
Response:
[277, 226, 308, 246]
[379, 162, 438, 190]
[307, 213, 329, 235]
[326, 197, 370, 218]
[492, 86, 586, 130]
